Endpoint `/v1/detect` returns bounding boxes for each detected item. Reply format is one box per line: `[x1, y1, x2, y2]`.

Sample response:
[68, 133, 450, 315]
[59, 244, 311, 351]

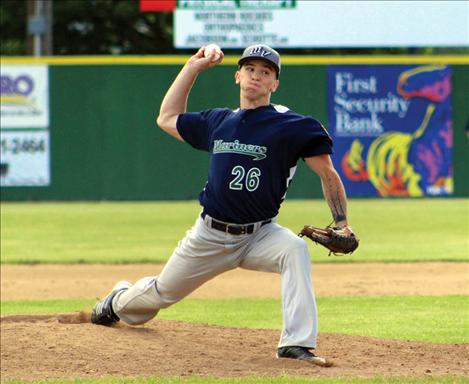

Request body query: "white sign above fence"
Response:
[174, 0, 469, 49]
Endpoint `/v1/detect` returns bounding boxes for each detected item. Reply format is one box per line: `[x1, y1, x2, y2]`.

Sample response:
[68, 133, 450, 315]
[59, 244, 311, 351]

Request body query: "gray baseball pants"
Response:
[112, 214, 318, 348]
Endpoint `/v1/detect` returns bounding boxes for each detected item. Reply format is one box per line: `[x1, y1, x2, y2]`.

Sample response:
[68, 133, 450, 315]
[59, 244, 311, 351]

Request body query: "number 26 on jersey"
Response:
[229, 166, 261, 192]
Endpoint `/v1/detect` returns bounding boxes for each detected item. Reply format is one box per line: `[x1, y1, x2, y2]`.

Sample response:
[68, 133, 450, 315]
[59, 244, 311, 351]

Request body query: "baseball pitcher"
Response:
[91, 44, 358, 367]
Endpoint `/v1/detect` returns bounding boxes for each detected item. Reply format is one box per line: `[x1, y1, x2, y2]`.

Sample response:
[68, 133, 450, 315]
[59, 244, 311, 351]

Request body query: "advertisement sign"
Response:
[327, 65, 453, 197]
[1, 65, 51, 187]
[174, 1, 468, 48]
[175, 0, 294, 47]
[1, 65, 50, 128]
[0, 131, 50, 186]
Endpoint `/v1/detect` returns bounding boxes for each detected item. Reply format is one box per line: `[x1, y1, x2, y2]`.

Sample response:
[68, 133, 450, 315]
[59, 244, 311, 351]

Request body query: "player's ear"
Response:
[270, 79, 280, 93]
[235, 71, 241, 84]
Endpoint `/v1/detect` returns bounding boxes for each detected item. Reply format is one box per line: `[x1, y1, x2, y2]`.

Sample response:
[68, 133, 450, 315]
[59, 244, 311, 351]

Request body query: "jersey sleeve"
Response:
[176, 108, 229, 152]
[297, 118, 333, 159]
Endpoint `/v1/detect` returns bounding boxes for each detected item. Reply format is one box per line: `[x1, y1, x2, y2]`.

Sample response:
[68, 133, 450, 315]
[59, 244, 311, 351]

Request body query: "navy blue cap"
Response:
[238, 45, 281, 77]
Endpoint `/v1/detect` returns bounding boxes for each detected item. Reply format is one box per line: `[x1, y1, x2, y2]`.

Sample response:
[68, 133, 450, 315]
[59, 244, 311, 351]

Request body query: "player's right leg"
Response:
[92, 217, 241, 326]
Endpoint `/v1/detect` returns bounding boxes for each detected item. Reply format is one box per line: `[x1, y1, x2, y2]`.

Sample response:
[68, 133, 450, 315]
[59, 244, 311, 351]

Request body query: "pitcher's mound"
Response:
[1, 314, 467, 381]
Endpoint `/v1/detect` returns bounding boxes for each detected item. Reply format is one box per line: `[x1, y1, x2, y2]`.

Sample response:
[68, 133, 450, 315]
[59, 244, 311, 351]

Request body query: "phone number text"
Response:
[1, 137, 47, 154]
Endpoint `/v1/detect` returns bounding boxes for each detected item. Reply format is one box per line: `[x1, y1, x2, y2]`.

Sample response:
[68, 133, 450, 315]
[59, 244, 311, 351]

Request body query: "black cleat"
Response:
[276, 346, 333, 367]
[91, 281, 131, 326]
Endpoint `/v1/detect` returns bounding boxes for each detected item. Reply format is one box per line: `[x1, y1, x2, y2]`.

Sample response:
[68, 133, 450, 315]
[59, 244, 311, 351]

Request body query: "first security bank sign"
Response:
[332, 71, 410, 137]
[327, 66, 453, 198]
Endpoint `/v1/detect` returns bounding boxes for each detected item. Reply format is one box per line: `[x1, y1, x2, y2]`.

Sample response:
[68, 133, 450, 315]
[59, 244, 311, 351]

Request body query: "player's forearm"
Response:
[305, 155, 349, 228]
[320, 170, 348, 228]
[156, 64, 200, 138]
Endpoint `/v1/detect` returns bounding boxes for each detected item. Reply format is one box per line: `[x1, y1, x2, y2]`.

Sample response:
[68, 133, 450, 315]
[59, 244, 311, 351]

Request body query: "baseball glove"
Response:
[299, 225, 359, 256]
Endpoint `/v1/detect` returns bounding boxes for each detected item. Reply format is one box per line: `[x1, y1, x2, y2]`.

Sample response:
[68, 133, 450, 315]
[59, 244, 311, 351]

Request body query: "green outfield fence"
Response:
[1, 55, 468, 200]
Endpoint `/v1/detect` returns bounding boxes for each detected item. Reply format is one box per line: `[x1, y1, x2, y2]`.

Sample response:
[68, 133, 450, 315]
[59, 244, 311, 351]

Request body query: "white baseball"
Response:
[203, 44, 222, 62]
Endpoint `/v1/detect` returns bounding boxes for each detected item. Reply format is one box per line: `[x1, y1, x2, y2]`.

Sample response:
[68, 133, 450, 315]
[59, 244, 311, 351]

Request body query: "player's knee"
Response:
[281, 235, 310, 266]
[114, 277, 161, 316]
[285, 235, 308, 254]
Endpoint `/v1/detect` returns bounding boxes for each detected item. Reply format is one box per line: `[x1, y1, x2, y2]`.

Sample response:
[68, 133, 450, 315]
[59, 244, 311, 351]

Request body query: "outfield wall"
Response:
[1, 56, 468, 200]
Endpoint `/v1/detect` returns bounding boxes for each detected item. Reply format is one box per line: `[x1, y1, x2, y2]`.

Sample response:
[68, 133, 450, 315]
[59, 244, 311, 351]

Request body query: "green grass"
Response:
[0, 201, 201, 264]
[2, 296, 467, 344]
[0, 299, 93, 316]
[1, 199, 468, 264]
[2, 377, 469, 384]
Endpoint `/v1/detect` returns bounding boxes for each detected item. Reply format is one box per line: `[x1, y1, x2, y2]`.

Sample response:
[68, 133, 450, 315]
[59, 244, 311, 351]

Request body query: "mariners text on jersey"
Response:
[177, 104, 333, 224]
[213, 139, 267, 160]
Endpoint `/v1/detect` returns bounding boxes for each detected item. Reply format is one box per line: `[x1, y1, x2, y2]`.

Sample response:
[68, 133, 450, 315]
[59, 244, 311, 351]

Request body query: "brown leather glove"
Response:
[299, 225, 359, 256]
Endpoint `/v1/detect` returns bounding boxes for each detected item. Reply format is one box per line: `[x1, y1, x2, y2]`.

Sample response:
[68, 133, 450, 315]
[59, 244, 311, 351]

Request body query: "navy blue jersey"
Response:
[176, 104, 332, 224]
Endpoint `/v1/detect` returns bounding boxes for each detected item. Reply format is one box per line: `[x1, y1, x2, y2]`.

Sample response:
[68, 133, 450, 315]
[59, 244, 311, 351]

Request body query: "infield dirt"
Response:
[1, 262, 468, 381]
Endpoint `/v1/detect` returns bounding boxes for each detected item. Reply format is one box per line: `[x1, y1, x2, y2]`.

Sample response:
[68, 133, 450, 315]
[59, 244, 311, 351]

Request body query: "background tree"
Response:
[53, 0, 173, 55]
[1, 0, 28, 54]
[1, 0, 174, 55]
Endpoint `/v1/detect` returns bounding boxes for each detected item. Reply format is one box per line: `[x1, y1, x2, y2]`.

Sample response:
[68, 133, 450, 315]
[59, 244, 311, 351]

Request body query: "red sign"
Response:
[140, 0, 176, 12]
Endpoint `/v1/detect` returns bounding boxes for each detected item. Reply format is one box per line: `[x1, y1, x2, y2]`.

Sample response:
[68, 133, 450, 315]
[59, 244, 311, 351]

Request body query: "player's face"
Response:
[235, 60, 279, 101]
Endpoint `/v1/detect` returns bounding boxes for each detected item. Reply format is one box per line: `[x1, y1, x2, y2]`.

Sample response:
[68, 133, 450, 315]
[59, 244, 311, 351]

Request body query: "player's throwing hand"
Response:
[187, 45, 224, 72]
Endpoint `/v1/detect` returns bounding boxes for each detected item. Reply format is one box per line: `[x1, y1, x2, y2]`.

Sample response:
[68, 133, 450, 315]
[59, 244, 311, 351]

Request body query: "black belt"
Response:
[201, 211, 271, 235]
